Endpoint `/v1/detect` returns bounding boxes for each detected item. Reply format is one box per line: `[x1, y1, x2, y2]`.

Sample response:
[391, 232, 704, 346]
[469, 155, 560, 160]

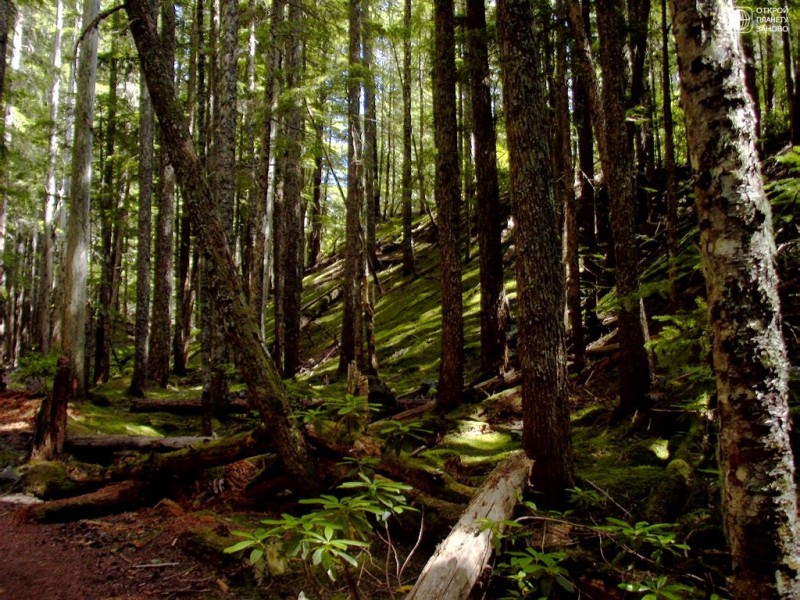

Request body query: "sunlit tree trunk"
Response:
[36, 0, 65, 354]
[339, 0, 364, 373]
[432, 0, 464, 411]
[467, 0, 507, 376]
[401, 0, 415, 276]
[497, 0, 574, 503]
[62, 0, 99, 398]
[150, 1, 176, 387]
[282, 0, 303, 377]
[672, 1, 800, 596]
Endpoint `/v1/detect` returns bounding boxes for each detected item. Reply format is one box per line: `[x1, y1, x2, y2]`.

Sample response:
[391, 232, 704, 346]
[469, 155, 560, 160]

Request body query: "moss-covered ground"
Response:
[0, 215, 729, 598]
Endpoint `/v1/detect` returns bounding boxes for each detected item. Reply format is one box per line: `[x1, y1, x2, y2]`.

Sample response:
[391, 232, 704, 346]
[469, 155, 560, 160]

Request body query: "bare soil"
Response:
[0, 392, 232, 600]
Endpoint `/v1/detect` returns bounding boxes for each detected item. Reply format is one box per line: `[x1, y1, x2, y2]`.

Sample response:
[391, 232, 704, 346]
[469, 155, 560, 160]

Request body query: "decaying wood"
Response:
[369, 400, 436, 433]
[462, 370, 522, 404]
[405, 451, 532, 600]
[129, 398, 249, 415]
[105, 429, 271, 481]
[305, 426, 474, 503]
[65, 434, 214, 454]
[16, 480, 151, 523]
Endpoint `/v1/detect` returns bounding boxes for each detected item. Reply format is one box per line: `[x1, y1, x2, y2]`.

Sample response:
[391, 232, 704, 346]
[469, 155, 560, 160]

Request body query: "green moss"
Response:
[18, 460, 77, 499]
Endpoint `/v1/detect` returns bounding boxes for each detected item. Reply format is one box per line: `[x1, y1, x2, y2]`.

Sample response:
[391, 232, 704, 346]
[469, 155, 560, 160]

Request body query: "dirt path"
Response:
[0, 391, 231, 600]
[0, 500, 232, 600]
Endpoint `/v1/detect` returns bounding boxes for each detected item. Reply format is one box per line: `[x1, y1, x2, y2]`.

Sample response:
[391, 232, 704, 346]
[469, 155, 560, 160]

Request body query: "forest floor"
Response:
[0, 214, 747, 598]
[0, 391, 226, 600]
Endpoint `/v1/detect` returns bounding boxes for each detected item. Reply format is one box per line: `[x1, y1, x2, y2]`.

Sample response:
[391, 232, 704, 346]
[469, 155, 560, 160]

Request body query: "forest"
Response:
[0, 0, 798, 598]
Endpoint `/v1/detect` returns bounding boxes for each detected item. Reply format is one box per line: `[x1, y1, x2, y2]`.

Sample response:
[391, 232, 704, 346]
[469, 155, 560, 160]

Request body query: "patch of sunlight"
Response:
[124, 424, 163, 437]
[649, 438, 670, 461]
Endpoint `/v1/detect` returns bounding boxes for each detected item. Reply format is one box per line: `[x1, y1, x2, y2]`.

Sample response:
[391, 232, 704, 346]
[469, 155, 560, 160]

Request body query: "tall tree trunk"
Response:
[254, 0, 284, 335]
[281, 0, 304, 378]
[307, 95, 324, 269]
[497, 0, 574, 503]
[93, 38, 119, 385]
[595, 0, 651, 416]
[124, 0, 319, 493]
[432, 0, 464, 412]
[553, 1, 582, 371]
[741, 32, 762, 157]
[36, 0, 100, 460]
[401, 0, 415, 276]
[129, 48, 154, 396]
[37, 0, 65, 354]
[0, 0, 12, 359]
[61, 0, 99, 398]
[339, 0, 364, 374]
[149, 2, 177, 388]
[661, 0, 678, 309]
[467, 0, 507, 376]
[672, 1, 800, 596]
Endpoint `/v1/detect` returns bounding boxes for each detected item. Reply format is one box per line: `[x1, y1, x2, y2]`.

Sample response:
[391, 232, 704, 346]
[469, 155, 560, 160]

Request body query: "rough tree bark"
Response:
[281, 0, 304, 378]
[466, 0, 508, 377]
[149, 1, 176, 388]
[672, 1, 800, 596]
[36, 0, 64, 354]
[401, 0, 415, 276]
[432, 0, 464, 411]
[497, 0, 574, 501]
[60, 0, 100, 400]
[124, 0, 319, 493]
[339, 0, 364, 374]
[595, 0, 652, 416]
[129, 15, 155, 396]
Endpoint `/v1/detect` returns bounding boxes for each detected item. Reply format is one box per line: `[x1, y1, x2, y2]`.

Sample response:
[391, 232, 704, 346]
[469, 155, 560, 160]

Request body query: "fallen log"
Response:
[405, 451, 532, 600]
[65, 434, 214, 454]
[305, 426, 474, 503]
[16, 480, 152, 523]
[129, 398, 249, 415]
[463, 370, 522, 403]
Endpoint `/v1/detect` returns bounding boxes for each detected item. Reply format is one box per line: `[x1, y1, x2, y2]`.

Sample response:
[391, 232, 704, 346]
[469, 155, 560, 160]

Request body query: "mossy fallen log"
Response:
[129, 398, 249, 415]
[16, 480, 152, 523]
[65, 434, 214, 455]
[405, 451, 532, 600]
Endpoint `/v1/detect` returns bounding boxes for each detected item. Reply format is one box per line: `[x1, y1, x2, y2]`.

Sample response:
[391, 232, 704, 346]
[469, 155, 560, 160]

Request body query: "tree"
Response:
[129, 15, 154, 396]
[432, 0, 463, 411]
[595, 0, 652, 416]
[672, 0, 800, 596]
[149, 1, 176, 388]
[339, 0, 364, 374]
[281, 0, 304, 378]
[35, 0, 65, 354]
[124, 0, 319, 492]
[400, 0, 415, 277]
[61, 0, 100, 399]
[466, 0, 507, 376]
[497, 0, 574, 502]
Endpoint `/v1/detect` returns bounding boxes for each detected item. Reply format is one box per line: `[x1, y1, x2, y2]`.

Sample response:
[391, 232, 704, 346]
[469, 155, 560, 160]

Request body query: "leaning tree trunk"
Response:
[497, 0, 574, 503]
[124, 0, 319, 493]
[672, 1, 800, 597]
[432, 0, 464, 412]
